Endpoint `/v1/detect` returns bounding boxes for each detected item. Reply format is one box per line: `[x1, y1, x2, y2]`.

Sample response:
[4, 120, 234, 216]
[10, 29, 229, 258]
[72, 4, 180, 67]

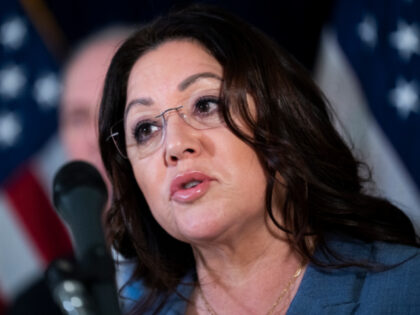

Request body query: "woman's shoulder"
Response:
[289, 236, 420, 314]
[323, 233, 419, 278]
[370, 240, 420, 265]
[322, 233, 419, 262]
[364, 240, 420, 288]
[358, 241, 420, 313]
[329, 235, 420, 311]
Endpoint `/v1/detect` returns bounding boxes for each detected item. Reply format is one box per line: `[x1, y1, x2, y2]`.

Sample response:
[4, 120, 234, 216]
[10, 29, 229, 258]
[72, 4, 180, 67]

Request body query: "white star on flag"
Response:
[33, 73, 61, 109]
[0, 112, 22, 147]
[0, 64, 26, 100]
[357, 14, 378, 49]
[389, 20, 420, 61]
[0, 16, 27, 50]
[389, 77, 419, 119]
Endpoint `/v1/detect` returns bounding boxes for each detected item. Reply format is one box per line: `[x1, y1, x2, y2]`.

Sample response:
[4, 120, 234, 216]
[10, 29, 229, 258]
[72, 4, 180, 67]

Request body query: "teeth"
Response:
[184, 180, 202, 189]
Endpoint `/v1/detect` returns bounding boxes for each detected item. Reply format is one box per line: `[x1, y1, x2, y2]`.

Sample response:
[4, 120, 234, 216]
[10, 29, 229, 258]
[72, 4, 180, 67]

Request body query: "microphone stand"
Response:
[46, 244, 120, 315]
[47, 161, 121, 315]
[46, 258, 96, 315]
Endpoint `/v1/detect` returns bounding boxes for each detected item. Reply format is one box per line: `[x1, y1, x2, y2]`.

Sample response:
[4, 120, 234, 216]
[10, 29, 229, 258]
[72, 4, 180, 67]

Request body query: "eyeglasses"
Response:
[107, 95, 224, 159]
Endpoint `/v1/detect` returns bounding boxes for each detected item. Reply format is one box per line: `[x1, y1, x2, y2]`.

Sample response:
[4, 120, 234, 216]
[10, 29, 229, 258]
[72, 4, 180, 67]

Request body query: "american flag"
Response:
[0, 1, 72, 312]
[315, 0, 420, 231]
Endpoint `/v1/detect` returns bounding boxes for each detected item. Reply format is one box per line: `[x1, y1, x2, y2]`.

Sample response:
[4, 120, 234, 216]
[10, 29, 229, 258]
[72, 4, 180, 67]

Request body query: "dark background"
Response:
[46, 0, 335, 71]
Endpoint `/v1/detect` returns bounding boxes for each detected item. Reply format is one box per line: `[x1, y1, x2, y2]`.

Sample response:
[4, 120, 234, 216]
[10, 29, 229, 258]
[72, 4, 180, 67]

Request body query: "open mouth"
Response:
[170, 171, 214, 203]
[183, 180, 203, 189]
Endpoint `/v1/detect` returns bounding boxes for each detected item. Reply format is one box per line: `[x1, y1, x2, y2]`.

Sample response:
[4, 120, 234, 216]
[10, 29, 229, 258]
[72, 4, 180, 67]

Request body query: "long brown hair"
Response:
[98, 4, 418, 313]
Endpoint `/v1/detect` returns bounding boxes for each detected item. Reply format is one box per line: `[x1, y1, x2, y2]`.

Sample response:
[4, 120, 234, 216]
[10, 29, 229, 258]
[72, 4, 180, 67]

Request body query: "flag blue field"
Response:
[315, 0, 420, 230]
[334, 0, 419, 188]
[0, 1, 60, 183]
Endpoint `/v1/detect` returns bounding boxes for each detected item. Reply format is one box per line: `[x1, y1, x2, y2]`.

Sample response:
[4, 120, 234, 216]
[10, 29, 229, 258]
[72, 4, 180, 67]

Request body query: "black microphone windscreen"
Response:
[52, 160, 108, 260]
[53, 160, 107, 213]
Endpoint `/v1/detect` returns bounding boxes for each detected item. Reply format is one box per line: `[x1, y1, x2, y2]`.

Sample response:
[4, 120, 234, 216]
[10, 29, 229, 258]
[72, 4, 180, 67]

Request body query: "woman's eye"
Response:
[132, 120, 160, 144]
[193, 97, 221, 116]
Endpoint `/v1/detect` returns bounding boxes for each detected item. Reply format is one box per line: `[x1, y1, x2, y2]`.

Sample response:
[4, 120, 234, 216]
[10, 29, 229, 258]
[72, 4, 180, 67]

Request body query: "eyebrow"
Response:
[124, 97, 154, 121]
[177, 72, 222, 91]
[124, 72, 222, 119]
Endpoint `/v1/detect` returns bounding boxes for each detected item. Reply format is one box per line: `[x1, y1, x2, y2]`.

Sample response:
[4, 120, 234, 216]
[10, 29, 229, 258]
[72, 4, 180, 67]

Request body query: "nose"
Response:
[163, 113, 202, 166]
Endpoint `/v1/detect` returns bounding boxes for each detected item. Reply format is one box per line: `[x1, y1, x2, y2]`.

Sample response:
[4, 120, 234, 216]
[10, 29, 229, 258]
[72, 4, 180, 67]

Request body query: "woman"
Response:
[98, 5, 420, 314]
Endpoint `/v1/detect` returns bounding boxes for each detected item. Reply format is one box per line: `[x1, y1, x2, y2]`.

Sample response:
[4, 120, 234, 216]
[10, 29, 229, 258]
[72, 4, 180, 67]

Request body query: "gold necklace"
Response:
[198, 265, 302, 315]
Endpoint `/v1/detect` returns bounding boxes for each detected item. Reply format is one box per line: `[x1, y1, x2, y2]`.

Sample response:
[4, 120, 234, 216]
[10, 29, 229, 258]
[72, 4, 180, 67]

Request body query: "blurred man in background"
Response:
[59, 28, 131, 193]
[6, 26, 133, 314]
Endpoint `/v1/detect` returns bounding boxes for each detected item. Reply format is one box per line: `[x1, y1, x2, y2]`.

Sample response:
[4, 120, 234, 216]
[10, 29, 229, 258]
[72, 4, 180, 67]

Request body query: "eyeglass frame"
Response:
[106, 104, 222, 159]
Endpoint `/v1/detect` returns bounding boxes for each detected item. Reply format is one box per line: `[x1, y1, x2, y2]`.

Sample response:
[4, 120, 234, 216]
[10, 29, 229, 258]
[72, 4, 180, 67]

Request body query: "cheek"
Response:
[132, 159, 165, 214]
[231, 143, 267, 198]
[239, 157, 267, 205]
[212, 131, 266, 197]
[134, 172, 177, 237]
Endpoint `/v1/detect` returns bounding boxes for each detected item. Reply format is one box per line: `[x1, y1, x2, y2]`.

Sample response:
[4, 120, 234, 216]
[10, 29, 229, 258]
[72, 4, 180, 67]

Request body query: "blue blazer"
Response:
[131, 236, 420, 314]
[287, 236, 420, 314]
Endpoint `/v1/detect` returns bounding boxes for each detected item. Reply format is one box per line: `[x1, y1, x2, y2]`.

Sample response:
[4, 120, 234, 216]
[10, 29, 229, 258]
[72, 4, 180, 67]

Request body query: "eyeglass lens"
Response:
[113, 93, 224, 159]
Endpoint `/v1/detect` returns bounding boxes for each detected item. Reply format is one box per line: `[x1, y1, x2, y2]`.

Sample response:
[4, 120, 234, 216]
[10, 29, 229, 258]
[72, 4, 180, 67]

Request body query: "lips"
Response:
[170, 171, 213, 203]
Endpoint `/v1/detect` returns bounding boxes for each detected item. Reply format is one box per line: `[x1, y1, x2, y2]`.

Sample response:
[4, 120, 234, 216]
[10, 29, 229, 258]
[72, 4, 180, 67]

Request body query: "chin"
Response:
[174, 213, 230, 245]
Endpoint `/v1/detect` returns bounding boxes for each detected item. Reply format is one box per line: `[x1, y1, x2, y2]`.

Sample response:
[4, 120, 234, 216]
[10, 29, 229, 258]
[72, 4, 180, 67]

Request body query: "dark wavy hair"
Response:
[98, 4, 418, 313]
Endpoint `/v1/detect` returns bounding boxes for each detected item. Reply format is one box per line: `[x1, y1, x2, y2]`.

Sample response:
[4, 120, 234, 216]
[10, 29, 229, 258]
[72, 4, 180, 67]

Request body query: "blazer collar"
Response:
[287, 235, 372, 314]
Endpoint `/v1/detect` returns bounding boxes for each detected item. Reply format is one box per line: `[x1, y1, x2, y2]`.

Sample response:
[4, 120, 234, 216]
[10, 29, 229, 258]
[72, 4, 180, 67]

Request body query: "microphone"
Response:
[49, 160, 120, 315]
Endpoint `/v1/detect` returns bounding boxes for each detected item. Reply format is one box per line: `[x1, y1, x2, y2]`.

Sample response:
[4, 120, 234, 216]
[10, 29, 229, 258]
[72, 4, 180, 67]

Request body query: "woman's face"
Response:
[125, 40, 271, 245]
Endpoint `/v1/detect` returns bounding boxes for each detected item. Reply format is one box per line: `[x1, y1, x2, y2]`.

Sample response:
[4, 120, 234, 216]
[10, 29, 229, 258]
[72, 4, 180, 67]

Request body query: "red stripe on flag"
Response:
[4, 165, 73, 265]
